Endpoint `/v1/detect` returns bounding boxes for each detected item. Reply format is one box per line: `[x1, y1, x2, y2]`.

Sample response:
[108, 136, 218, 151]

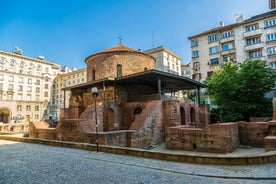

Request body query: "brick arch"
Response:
[180, 106, 186, 125]
[190, 107, 196, 123]
[0, 106, 12, 123]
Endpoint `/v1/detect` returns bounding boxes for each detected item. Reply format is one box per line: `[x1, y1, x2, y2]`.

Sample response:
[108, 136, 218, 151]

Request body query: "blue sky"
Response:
[0, 0, 269, 69]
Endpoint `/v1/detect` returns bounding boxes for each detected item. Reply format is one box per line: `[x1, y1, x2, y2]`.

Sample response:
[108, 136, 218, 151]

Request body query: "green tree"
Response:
[205, 59, 276, 122]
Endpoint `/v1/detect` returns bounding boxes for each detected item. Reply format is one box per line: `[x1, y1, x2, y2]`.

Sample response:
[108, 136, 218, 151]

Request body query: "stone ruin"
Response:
[29, 44, 276, 153]
[29, 44, 209, 149]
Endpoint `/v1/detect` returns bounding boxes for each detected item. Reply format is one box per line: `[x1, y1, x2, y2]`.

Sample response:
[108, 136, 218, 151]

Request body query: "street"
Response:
[0, 140, 275, 184]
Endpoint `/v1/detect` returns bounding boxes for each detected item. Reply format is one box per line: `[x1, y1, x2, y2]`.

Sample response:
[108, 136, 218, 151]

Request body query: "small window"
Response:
[209, 46, 219, 54]
[245, 24, 258, 32]
[265, 19, 276, 28]
[210, 58, 219, 65]
[267, 33, 276, 41]
[208, 34, 217, 42]
[134, 107, 142, 115]
[192, 50, 199, 58]
[117, 64, 122, 77]
[191, 39, 198, 47]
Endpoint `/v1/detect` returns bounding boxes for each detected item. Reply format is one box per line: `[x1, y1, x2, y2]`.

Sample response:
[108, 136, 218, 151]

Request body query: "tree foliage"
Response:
[205, 59, 276, 122]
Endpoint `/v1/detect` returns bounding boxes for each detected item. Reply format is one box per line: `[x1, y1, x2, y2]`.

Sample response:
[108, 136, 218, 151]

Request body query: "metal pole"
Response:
[94, 95, 99, 152]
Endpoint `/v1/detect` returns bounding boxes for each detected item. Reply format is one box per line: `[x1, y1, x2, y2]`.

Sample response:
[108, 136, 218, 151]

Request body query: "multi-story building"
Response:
[52, 67, 86, 120]
[189, 9, 276, 82]
[181, 63, 192, 78]
[144, 46, 182, 75]
[0, 49, 62, 123]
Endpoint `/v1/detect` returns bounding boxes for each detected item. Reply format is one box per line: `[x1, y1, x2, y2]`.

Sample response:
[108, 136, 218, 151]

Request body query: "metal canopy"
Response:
[114, 69, 205, 92]
[63, 69, 206, 91]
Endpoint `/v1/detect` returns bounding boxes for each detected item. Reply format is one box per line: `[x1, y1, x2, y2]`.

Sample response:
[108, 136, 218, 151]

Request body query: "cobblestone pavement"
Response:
[0, 140, 275, 184]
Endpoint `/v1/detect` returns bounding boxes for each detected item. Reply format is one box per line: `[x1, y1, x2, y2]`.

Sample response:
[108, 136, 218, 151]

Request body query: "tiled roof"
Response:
[85, 44, 147, 62]
[96, 44, 141, 54]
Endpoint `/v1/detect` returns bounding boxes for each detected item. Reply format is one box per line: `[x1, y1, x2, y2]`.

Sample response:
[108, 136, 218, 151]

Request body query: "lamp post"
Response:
[92, 87, 99, 152]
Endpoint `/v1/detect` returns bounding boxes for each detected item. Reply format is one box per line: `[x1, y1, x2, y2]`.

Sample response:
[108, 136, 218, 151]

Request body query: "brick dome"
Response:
[85, 44, 155, 82]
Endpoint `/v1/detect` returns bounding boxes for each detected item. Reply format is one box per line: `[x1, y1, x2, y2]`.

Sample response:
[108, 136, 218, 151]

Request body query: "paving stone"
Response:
[0, 140, 275, 184]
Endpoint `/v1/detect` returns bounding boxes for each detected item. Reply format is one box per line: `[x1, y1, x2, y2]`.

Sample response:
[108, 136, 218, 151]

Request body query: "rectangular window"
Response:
[207, 71, 213, 78]
[36, 87, 40, 93]
[17, 105, 22, 111]
[35, 114, 39, 120]
[208, 34, 217, 42]
[18, 94, 23, 100]
[26, 95, 31, 101]
[192, 50, 199, 57]
[44, 92, 48, 97]
[27, 86, 32, 92]
[35, 106, 39, 111]
[35, 79, 40, 85]
[245, 24, 258, 32]
[267, 33, 276, 41]
[19, 77, 23, 83]
[265, 19, 276, 28]
[45, 67, 49, 73]
[8, 84, 13, 90]
[45, 84, 49, 89]
[268, 47, 276, 55]
[209, 46, 219, 54]
[18, 85, 23, 91]
[223, 56, 233, 62]
[249, 51, 262, 58]
[193, 61, 200, 71]
[0, 66, 3, 71]
[35, 95, 40, 101]
[210, 58, 219, 65]
[26, 105, 31, 111]
[246, 37, 260, 45]
[221, 31, 231, 38]
[7, 94, 13, 100]
[191, 39, 198, 47]
[0, 75, 3, 81]
[0, 83, 3, 89]
[27, 78, 32, 84]
[222, 43, 233, 51]
[9, 76, 14, 82]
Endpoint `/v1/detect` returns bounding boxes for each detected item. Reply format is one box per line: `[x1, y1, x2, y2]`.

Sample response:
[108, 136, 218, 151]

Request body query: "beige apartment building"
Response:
[189, 9, 276, 82]
[144, 46, 182, 75]
[0, 49, 62, 123]
[52, 67, 86, 120]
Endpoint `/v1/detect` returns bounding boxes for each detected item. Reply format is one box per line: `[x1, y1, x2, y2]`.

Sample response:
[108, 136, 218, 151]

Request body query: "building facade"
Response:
[189, 10, 276, 82]
[0, 49, 62, 124]
[52, 68, 87, 120]
[144, 46, 182, 75]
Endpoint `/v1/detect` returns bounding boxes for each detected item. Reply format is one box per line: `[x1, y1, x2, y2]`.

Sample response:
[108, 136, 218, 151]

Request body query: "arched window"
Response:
[190, 107, 196, 123]
[92, 69, 96, 81]
[180, 107, 186, 125]
[117, 64, 122, 77]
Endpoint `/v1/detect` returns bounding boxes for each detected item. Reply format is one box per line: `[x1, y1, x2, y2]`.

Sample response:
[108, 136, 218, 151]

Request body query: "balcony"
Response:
[221, 48, 236, 55]
[243, 29, 262, 38]
[220, 36, 234, 43]
[244, 42, 264, 51]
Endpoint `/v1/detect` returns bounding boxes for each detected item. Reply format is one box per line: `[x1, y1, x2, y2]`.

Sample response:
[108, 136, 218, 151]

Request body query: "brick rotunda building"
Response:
[30, 44, 209, 148]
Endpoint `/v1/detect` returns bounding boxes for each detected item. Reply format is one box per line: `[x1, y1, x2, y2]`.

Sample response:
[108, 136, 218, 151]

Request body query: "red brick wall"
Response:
[238, 122, 269, 147]
[166, 123, 239, 153]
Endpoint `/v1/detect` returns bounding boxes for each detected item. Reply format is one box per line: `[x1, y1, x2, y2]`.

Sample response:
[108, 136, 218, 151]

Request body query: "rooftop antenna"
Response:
[118, 35, 123, 45]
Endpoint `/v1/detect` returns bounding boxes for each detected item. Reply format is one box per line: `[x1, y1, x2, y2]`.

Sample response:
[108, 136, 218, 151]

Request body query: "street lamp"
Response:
[92, 87, 99, 152]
